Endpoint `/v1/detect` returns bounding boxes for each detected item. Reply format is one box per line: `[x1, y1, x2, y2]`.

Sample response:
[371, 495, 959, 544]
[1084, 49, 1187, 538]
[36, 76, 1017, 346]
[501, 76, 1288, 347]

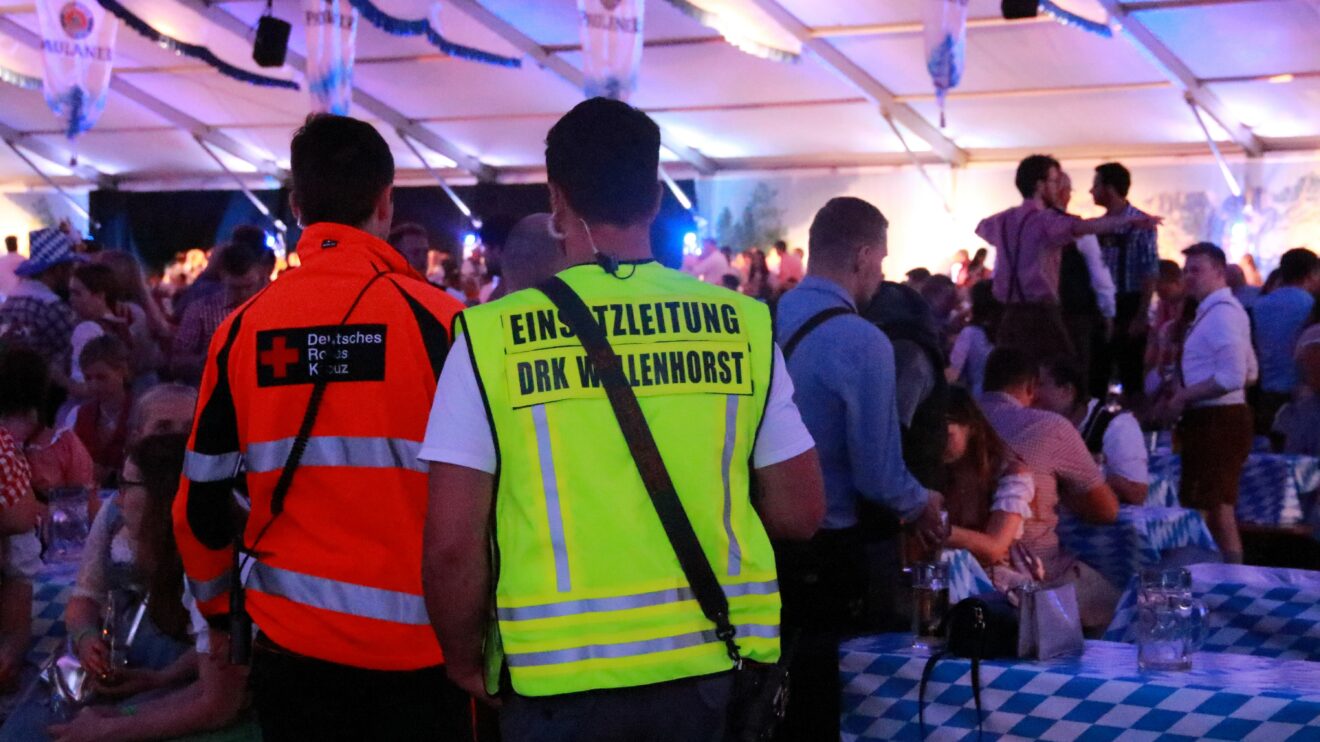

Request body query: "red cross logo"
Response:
[260, 336, 300, 379]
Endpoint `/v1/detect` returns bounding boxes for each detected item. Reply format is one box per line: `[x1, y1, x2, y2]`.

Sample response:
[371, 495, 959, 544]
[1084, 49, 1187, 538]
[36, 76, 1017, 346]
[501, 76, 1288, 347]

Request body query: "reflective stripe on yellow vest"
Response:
[462, 262, 780, 697]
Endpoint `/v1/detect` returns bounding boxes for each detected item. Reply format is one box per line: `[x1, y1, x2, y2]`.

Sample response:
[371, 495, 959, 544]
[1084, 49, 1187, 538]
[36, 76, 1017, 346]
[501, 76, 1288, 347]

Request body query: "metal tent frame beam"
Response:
[0, 16, 283, 177]
[447, 0, 718, 176]
[1097, 0, 1263, 156]
[747, 0, 968, 166]
[173, 0, 496, 182]
[0, 119, 104, 183]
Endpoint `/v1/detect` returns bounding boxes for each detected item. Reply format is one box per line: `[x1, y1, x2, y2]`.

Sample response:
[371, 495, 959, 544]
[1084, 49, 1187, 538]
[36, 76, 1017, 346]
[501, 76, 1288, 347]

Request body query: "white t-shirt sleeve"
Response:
[69, 321, 104, 383]
[417, 337, 812, 473]
[752, 345, 815, 469]
[418, 334, 498, 473]
[1102, 412, 1149, 484]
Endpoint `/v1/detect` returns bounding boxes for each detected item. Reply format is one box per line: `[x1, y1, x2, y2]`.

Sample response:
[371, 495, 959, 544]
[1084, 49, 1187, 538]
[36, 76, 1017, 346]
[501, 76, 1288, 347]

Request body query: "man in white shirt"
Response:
[687, 237, 732, 284]
[1162, 242, 1256, 563]
[1036, 356, 1148, 505]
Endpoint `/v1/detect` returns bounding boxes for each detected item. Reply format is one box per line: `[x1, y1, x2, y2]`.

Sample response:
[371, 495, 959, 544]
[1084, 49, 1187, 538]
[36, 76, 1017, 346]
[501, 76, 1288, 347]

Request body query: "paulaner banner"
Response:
[579, 0, 643, 100]
[35, 0, 118, 139]
[305, 0, 357, 115]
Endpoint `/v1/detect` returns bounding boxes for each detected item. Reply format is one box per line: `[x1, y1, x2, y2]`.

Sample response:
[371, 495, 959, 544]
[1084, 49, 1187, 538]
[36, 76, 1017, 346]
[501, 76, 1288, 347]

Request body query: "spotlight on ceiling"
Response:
[1002, 0, 1039, 20]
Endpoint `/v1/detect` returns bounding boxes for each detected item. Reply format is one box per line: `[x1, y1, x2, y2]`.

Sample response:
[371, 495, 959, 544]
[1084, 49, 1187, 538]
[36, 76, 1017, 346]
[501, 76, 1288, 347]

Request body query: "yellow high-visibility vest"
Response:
[460, 261, 780, 697]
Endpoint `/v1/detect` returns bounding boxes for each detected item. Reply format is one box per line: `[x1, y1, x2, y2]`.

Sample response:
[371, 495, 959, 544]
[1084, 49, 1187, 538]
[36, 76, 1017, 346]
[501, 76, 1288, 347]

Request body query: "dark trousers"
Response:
[1106, 293, 1148, 400]
[997, 303, 1075, 365]
[1064, 312, 1098, 395]
[250, 634, 474, 742]
[499, 672, 733, 742]
[774, 527, 873, 742]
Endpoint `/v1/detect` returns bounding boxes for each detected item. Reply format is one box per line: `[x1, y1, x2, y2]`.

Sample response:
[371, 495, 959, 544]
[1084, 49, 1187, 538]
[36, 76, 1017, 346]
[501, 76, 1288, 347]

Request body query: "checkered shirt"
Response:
[1097, 204, 1159, 295]
[0, 285, 76, 371]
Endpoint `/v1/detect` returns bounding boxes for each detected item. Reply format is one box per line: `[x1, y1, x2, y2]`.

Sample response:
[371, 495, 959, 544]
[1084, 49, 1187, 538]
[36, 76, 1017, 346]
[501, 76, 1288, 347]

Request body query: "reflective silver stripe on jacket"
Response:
[497, 579, 779, 622]
[531, 405, 572, 593]
[187, 572, 233, 602]
[247, 562, 429, 625]
[245, 436, 427, 475]
[183, 451, 243, 483]
[505, 623, 780, 668]
[720, 394, 743, 576]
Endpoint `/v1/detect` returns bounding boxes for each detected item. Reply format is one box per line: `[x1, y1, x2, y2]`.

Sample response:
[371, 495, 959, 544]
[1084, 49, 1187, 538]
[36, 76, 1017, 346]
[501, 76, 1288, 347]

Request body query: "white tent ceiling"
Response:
[0, 0, 1316, 191]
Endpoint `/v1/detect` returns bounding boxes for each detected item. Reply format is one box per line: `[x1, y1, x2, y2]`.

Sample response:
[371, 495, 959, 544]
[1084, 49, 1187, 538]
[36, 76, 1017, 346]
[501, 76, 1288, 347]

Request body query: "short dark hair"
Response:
[80, 333, 131, 373]
[720, 274, 741, 291]
[1182, 241, 1227, 269]
[807, 197, 888, 269]
[291, 114, 394, 227]
[1278, 248, 1319, 285]
[387, 222, 428, 249]
[73, 263, 119, 304]
[215, 239, 271, 278]
[983, 346, 1036, 393]
[545, 98, 661, 227]
[906, 267, 932, 282]
[1015, 154, 1060, 199]
[1094, 162, 1132, 198]
[1157, 259, 1181, 283]
[1039, 356, 1085, 401]
[773, 240, 787, 252]
[0, 347, 49, 416]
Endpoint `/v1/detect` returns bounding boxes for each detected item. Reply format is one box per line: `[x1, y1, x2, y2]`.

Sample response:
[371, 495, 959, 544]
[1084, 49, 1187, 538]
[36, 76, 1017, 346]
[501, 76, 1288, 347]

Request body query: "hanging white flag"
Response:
[923, 0, 969, 128]
[579, 0, 643, 100]
[35, 0, 117, 139]
[305, 0, 357, 115]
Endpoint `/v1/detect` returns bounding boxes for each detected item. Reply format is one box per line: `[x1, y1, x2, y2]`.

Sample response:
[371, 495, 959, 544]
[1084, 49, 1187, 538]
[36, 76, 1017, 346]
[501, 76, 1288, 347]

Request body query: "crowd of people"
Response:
[0, 97, 1313, 742]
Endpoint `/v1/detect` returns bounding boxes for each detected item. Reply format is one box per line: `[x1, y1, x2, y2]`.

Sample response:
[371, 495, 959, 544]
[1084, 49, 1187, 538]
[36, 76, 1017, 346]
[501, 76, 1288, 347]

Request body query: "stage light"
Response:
[462, 232, 478, 260]
[683, 232, 700, 257]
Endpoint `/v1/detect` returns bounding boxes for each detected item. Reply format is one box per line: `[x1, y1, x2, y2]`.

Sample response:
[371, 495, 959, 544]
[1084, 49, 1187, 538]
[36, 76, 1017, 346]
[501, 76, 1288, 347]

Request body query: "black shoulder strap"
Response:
[782, 306, 854, 361]
[536, 276, 743, 665]
[1081, 405, 1118, 455]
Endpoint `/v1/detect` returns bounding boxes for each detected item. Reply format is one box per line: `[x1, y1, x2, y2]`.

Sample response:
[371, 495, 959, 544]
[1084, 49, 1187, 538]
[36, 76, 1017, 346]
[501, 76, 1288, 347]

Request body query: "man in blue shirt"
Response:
[774, 197, 944, 740]
[1252, 248, 1319, 431]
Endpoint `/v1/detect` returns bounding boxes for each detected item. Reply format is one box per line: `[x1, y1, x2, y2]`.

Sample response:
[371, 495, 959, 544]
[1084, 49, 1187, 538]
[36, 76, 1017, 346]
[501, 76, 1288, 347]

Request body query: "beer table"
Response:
[841, 633, 1320, 741]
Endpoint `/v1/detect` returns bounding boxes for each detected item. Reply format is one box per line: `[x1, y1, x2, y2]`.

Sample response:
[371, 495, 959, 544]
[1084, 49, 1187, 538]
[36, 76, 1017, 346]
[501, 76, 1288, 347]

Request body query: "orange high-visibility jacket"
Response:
[172, 223, 463, 671]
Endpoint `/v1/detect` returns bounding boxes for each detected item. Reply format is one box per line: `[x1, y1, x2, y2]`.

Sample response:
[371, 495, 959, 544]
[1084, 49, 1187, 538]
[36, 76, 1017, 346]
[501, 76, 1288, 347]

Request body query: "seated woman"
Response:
[942, 386, 1036, 590]
[1, 434, 253, 742]
[0, 428, 42, 693]
[0, 347, 98, 516]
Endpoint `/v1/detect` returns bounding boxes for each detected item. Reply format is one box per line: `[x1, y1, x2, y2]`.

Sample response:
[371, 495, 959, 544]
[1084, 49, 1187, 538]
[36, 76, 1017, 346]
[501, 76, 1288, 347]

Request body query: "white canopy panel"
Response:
[0, 0, 1312, 188]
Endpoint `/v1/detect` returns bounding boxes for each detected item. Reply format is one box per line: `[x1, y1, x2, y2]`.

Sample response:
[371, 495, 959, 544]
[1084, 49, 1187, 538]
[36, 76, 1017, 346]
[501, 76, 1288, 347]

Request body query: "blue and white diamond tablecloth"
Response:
[1105, 563, 1320, 663]
[0, 558, 76, 722]
[1057, 506, 1219, 588]
[1147, 452, 1320, 524]
[940, 549, 996, 604]
[841, 633, 1320, 741]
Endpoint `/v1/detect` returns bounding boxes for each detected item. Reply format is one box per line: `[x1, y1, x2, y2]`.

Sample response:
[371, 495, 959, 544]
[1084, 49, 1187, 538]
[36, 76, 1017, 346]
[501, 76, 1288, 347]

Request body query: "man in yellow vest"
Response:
[419, 98, 825, 740]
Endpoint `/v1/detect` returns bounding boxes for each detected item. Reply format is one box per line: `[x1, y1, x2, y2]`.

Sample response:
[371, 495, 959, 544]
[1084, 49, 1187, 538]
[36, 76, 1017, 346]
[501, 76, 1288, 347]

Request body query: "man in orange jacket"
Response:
[172, 115, 469, 741]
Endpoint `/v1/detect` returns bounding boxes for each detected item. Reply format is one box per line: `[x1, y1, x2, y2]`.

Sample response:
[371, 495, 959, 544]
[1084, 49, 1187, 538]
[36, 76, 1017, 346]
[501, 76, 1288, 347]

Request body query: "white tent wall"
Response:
[696, 151, 1320, 279]
[0, 190, 91, 255]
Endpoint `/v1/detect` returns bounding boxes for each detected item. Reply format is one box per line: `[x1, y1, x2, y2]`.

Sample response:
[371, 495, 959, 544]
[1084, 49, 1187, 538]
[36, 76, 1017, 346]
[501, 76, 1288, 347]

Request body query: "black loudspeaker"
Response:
[253, 15, 291, 68]
[1002, 0, 1039, 19]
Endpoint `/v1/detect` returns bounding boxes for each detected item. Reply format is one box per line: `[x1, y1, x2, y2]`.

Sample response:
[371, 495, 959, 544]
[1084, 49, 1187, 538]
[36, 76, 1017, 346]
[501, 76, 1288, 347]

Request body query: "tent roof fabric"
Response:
[0, 0, 1315, 189]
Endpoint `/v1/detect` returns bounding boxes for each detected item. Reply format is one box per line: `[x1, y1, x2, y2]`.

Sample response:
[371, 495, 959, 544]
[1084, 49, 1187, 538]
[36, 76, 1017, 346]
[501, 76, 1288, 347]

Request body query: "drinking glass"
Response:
[43, 487, 91, 562]
[1136, 568, 1206, 671]
[910, 562, 949, 651]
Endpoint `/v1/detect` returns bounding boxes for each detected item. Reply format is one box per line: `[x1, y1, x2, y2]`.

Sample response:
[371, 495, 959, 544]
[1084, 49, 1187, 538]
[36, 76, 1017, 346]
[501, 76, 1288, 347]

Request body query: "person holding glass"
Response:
[941, 386, 1038, 589]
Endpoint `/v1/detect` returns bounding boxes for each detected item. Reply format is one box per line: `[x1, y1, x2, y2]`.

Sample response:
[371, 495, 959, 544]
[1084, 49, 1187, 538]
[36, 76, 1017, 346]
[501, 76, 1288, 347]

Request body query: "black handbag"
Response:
[919, 592, 1019, 740]
[538, 276, 791, 742]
